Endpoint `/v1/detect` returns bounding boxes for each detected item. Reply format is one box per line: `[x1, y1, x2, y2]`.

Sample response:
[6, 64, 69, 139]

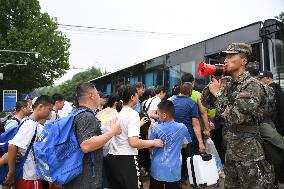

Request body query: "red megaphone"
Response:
[198, 61, 226, 77]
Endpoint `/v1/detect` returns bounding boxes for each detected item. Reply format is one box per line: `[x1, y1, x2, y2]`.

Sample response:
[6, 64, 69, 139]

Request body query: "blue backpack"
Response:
[0, 118, 21, 154]
[34, 108, 95, 185]
[0, 118, 37, 183]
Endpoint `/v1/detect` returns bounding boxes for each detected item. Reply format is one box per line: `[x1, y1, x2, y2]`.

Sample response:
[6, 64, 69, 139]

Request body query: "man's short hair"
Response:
[180, 82, 193, 96]
[75, 83, 96, 98]
[181, 73, 194, 83]
[74, 83, 96, 106]
[16, 100, 28, 112]
[51, 93, 64, 104]
[157, 100, 175, 117]
[135, 82, 144, 89]
[33, 95, 53, 108]
[155, 87, 166, 95]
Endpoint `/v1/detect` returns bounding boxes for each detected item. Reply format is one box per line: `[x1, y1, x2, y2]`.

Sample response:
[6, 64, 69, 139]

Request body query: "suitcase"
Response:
[187, 153, 219, 188]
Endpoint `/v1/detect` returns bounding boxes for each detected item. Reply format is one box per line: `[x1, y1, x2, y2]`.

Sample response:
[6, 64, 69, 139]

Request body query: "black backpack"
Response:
[139, 97, 156, 134]
[269, 83, 284, 136]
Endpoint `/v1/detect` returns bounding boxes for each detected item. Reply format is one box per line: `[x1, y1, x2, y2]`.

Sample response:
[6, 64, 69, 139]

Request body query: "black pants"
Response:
[211, 127, 225, 163]
[105, 154, 143, 189]
[149, 176, 181, 189]
[138, 125, 151, 171]
[275, 154, 284, 183]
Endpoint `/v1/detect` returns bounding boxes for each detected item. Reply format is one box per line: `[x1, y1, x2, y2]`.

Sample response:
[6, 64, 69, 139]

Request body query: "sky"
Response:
[38, 0, 284, 85]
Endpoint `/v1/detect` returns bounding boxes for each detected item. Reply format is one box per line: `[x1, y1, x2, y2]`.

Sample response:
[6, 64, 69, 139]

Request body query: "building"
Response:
[91, 19, 284, 94]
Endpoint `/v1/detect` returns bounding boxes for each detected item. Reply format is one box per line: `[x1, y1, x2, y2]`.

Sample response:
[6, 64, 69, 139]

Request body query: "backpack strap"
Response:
[11, 117, 20, 125]
[72, 108, 97, 177]
[144, 97, 156, 113]
[24, 124, 38, 160]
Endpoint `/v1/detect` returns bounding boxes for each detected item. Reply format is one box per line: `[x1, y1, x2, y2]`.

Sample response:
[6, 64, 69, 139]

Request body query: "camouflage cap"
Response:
[222, 43, 252, 56]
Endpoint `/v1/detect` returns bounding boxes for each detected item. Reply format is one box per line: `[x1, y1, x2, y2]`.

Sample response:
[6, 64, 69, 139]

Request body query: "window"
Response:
[106, 83, 112, 95]
[128, 76, 139, 84]
[145, 72, 155, 89]
[168, 65, 181, 94]
[144, 71, 163, 89]
[180, 61, 196, 78]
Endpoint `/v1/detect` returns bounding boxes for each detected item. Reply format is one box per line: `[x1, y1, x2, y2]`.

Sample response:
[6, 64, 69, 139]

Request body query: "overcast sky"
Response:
[38, 0, 284, 85]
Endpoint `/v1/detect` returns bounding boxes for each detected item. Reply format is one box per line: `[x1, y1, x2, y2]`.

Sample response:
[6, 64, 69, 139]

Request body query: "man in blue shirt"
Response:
[149, 100, 191, 189]
[171, 82, 205, 155]
[171, 82, 205, 184]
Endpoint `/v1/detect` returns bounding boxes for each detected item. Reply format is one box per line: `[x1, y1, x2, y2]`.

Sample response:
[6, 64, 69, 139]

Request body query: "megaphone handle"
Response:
[210, 75, 223, 81]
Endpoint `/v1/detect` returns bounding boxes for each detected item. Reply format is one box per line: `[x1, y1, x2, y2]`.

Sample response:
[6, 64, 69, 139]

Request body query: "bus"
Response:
[90, 19, 284, 95]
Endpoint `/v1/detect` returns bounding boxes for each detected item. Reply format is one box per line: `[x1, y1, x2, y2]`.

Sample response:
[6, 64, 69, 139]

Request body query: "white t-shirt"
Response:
[108, 107, 140, 155]
[9, 119, 43, 180]
[58, 101, 73, 118]
[145, 96, 161, 113]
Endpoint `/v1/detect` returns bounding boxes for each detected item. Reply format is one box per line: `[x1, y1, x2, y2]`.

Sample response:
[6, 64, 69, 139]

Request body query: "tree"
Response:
[275, 12, 284, 22]
[0, 0, 70, 93]
[42, 67, 107, 101]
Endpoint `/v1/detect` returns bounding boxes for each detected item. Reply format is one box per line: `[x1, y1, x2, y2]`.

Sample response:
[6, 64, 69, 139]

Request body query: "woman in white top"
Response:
[105, 84, 163, 189]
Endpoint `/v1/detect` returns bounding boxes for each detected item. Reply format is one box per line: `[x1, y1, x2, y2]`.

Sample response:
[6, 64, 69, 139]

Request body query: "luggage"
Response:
[187, 153, 219, 188]
[34, 108, 95, 185]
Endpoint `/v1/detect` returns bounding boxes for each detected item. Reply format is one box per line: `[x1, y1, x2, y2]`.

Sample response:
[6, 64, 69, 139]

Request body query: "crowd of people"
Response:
[0, 43, 283, 189]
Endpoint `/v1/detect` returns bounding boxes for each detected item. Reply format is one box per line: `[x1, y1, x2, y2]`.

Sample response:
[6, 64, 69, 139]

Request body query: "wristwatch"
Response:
[215, 90, 222, 98]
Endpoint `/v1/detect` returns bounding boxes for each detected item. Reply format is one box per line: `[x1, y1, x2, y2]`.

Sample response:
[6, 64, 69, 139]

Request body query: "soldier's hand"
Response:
[209, 78, 221, 97]
[108, 117, 121, 136]
[198, 142, 206, 153]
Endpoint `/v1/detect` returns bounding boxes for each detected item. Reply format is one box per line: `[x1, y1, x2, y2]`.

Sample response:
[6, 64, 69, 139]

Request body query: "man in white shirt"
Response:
[145, 87, 166, 121]
[5, 95, 54, 189]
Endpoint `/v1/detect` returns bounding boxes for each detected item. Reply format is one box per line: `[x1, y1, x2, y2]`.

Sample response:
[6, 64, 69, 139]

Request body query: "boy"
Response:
[5, 95, 53, 189]
[149, 100, 191, 189]
[4, 100, 32, 130]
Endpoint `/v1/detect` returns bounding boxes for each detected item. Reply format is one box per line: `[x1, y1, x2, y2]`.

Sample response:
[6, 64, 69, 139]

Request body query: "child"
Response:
[5, 95, 53, 189]
[105, 84, 163, 189]
[149, 100, 192, 189]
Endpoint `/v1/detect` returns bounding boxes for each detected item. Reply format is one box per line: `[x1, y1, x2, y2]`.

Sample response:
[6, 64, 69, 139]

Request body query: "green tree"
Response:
[275, 12, 284, 22]
[44, 67, 107, 101]
[0, 0, 70, 93]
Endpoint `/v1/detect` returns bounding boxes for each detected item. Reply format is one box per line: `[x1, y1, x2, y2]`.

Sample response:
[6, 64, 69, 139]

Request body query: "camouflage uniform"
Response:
[201, 43, 274, 189]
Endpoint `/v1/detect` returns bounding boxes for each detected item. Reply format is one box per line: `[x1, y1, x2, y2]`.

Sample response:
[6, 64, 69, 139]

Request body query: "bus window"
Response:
[168, 65, 181, 93]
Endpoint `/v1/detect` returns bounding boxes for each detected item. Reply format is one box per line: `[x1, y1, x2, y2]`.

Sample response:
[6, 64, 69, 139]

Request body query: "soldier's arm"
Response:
[219, 82, 264, 125]
[201, 85, 217, 109]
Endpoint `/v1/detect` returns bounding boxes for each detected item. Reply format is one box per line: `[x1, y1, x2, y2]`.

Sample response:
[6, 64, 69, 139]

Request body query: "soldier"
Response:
[201, 43, 274, 188]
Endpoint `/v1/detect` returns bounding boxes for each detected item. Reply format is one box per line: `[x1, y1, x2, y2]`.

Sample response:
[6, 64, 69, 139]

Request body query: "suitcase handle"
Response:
[200, 153, 212, 161]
